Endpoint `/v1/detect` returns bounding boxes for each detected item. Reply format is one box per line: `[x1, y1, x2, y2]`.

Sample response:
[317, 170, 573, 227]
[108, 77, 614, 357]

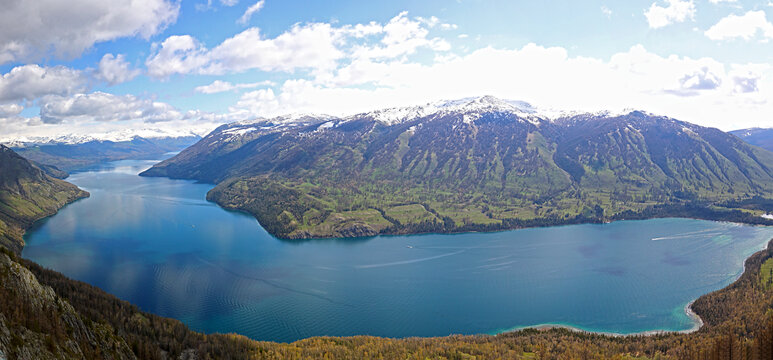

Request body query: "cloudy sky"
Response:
[1, 0, 773, 142]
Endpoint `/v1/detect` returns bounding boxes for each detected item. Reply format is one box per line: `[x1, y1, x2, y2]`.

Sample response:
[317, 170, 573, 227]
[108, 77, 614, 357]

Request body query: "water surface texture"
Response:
[23, 159, 773, 342]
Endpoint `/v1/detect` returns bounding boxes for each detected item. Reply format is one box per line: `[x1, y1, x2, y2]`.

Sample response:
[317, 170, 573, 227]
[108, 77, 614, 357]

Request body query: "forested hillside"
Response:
[0, 146, 88, 253]
[143, 97, 773, 239]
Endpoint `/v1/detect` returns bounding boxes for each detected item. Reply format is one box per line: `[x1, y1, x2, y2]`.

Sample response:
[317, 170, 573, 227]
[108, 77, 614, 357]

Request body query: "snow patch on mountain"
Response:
[235, 113, 335, 127]
[348, 95, 540, 126]
[3, 128, 204, 147]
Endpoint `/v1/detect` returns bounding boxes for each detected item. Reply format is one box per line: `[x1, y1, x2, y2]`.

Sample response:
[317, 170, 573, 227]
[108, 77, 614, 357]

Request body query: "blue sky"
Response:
[1, 0, 773, 142]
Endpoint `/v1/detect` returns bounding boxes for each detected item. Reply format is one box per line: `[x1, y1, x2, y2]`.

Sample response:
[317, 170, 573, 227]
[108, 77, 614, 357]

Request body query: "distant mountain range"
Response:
[731, 128, 773, 153]
[141, 96, 773, 239]
[11, 135, 201, 174]
[0, 127, 205, 147]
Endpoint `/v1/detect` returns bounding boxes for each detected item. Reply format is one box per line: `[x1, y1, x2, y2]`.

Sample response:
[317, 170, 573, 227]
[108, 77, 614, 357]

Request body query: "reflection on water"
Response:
[22, 159, 773, 342]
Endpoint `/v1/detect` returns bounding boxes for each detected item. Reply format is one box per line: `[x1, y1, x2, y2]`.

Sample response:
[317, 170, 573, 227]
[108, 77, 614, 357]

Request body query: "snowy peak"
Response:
[350, 96, 539, 126]
[235, 113, 335, 127]
[3, 128, 203, 147]
[451, 95, 536, 114]
[220, 113, 334, 140]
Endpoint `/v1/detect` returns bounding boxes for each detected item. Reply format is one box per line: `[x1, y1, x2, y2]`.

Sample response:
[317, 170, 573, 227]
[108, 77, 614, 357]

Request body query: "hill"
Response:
[732, 127, 773, 152]
[142, 96, 773, 239]
[0, 145, 88, 253]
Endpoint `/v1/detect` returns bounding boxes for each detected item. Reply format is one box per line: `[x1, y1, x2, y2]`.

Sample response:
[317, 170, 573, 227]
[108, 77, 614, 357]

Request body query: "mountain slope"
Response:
[1, 126, 773, 357]
[0, 145, 88, 253]
[143, 97, 773, 239]
[732, 127, 773, 152]
[0, 250, 135, 359]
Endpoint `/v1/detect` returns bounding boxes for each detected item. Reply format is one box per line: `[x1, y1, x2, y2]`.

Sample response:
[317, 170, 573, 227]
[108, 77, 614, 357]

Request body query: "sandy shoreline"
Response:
[498, 304, 703, 338]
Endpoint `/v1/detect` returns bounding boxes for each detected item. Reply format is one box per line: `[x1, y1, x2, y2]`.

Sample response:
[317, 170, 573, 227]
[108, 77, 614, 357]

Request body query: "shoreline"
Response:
[270, 212, 773, 242]
[496, 239, 773, 339]
[138, 160, 773, 241]
[18, 161, 773, 342]
[495, 299, 704, 337]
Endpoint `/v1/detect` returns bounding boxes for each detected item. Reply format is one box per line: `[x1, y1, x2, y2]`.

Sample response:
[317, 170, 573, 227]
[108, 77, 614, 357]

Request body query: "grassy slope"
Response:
[148, 113, 773, 240]
[206, 174, 773, 239]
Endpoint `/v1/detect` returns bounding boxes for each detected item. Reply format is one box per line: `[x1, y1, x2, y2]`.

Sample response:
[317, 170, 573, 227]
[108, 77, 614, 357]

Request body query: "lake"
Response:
[22, 159, 773, 343]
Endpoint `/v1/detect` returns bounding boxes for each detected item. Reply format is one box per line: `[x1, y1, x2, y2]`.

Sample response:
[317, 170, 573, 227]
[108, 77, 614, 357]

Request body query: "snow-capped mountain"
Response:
[142, 95, 773, 241]
[347, 95, 539, 125]
[3, 128, 205, 148]
[169, 95, 662, 166]
[209, 95, 642, 144]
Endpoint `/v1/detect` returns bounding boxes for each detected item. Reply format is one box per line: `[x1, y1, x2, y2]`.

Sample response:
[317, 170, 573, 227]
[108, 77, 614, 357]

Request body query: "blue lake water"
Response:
[22, 159, 773, 342]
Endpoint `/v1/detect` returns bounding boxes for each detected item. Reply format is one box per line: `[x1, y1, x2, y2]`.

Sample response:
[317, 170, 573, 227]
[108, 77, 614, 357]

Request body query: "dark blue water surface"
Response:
[22, 159, 773, 342]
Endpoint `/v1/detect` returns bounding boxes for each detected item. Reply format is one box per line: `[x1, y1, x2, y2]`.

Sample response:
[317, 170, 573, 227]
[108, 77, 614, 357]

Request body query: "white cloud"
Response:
[0, 103, 23, 117]
[39, 92, 181, 124]
[0, 0, 179, 64]
[238, 0, 265, 25]
[146, 24, 345, 78]
[194, 80, 274, 94]
[350, 11, 451, 61]
[210, 24, 344, 73]
[221, 0, 239, 6]
[705, 11, 773, 41]
[96, 54, 141, 85]
[665, 66, 723, 96]
[644, 0, 696, 28]
[729, 64, 770, 94]
[34, 91, 247, 129]
[147, 12, 448, 79]
[709, 0, 737, 3]
[0, 90, 233, 143]
[0, 65, 86, 103]
[7, 9, 773, 140]
[601, 6, 613, 18]
[145, 35, 212, 78]
[227, 43, 772, 130]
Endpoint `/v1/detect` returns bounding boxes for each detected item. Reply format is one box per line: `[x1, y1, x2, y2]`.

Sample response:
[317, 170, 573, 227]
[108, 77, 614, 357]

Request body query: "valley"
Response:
[1, 127, 773, 358]
[5, 1, 773, 358]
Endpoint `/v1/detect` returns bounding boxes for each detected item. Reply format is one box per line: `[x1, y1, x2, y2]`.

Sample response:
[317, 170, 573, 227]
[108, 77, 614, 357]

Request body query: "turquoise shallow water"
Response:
[22, 159, 773, 342]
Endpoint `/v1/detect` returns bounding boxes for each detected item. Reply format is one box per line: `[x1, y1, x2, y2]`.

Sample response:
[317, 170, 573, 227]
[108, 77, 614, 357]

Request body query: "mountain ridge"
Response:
[12, 135, 201, 173]
[2, 103, 773, 358]
[732, 127, 773, 153]
[142, 96, 773, 239]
